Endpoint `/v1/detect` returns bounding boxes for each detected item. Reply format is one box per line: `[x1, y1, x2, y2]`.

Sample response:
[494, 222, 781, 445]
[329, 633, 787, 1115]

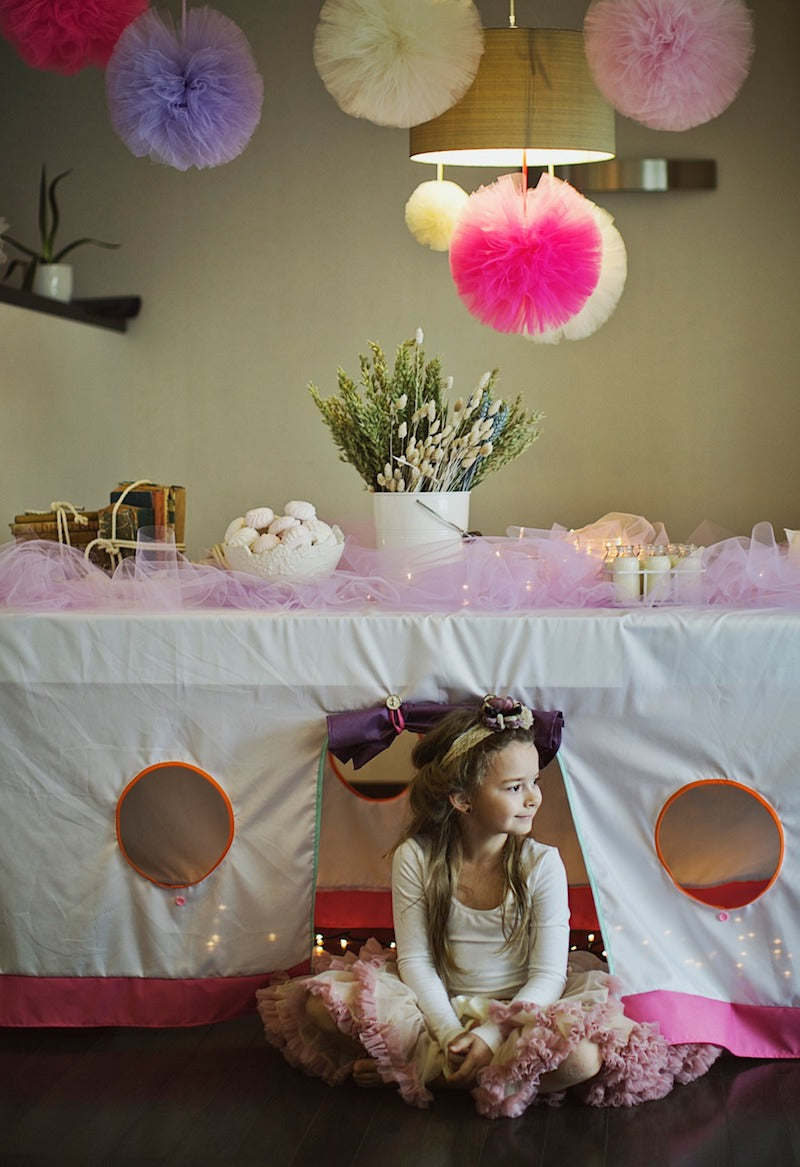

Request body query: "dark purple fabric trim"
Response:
[326, 702, 563, 770]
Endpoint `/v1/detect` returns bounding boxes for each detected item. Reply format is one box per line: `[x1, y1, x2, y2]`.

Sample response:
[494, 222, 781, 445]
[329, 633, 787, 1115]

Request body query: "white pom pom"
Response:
[284, 500, 317, 521]
[224, 516, 246, 542]
[280, 524, 314, 549]
[313, 0, 484, 128]
[245, 506, 275, 530]
[268, 515, 300, 537]
[405, 179, 470, 251]
[252, 532, 281, 553]
[225, 525, 259, 549]
[304, 518, 334, 545]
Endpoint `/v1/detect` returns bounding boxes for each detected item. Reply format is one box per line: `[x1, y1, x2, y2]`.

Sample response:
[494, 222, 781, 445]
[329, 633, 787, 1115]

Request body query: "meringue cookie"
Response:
[252, 532, 281, 553]
[303, 518, 333, 545]
[284, 500, 317, 521]
[268, 515, 300, 537]
[245, 506, 275, 531]
[225, 525, 259, 549]
[224, 516, 247, 543]
[281, 524, 313, 550]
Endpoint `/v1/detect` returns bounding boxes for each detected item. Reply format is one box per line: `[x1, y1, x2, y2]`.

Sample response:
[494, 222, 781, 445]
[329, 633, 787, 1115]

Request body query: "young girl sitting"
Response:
[257, 695, 720, 1116]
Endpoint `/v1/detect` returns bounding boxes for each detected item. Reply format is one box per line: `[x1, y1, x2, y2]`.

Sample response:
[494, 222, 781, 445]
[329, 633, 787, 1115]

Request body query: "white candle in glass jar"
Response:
[612, 547, 641, 602]
[673, 548, 703, 602]
[642, 546, 671, 599]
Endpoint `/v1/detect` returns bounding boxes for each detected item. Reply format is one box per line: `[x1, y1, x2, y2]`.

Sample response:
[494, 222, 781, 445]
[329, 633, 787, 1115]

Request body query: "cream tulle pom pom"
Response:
[405, 178, 470, 251]
[531, 202, 628, 344]
[313, 0, 484, 128]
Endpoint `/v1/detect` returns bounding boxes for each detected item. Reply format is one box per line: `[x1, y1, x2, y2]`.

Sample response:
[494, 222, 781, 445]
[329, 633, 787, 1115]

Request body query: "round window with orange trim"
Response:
[655, 779, 784, 909]
[116, 762, 234, 888]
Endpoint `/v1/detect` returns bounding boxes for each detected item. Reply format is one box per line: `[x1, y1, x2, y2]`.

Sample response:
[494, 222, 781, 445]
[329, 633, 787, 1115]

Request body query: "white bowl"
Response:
[223, 525, 345, 580]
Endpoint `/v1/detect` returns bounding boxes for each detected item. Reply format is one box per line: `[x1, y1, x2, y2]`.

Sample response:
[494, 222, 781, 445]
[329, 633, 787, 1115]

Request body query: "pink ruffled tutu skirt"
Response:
[256, 941, 721, 1117]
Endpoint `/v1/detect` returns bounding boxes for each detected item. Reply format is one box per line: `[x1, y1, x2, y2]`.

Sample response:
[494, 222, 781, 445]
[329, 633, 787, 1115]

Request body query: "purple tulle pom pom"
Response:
[105, 5, 264, 170]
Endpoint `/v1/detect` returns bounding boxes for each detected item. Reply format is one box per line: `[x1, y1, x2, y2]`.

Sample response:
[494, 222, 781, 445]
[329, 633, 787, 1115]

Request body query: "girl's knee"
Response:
[563, 1039, 602, 1084]
[540, 1039, 602, 1093]
[305, 993, 338, 1034]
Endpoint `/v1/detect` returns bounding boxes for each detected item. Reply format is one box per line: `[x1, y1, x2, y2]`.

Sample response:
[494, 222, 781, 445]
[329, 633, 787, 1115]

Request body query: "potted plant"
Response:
[1, 165, 119, 301]
[309, 329, 544, 549]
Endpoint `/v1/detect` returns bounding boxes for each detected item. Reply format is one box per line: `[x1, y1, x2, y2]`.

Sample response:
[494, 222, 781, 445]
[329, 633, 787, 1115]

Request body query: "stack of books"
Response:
[10, 508, 100, 550]
[99, 482, 186, 556]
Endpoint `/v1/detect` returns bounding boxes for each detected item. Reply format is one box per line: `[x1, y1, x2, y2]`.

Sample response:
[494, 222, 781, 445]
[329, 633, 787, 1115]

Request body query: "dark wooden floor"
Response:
[1, 1014, 799, 1167]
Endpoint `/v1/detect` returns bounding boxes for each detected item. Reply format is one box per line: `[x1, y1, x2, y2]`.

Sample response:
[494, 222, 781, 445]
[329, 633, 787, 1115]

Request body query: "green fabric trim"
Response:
[309, 738, 327, 953]
[557, 753, 613, 973]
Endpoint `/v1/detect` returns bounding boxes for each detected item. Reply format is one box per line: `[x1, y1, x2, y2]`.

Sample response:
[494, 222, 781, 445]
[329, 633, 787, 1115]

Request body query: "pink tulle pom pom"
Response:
[0, 0, 148, 74]
[449, 173, 602, 336]
[583, 0, 754, 131]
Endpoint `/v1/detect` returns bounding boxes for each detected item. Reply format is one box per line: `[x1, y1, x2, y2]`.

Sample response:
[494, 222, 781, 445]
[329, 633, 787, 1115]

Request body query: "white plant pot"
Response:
[372, 490, 471, 551]
[33, 263, 73, 302]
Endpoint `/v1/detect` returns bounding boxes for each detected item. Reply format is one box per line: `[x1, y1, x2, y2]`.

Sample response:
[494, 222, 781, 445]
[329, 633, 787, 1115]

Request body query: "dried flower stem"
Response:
[309, 333, 543, 493]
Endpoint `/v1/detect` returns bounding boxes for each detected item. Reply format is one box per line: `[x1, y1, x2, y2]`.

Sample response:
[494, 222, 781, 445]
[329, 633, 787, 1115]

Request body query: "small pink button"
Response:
[175, 895, 186, 907]
[717, 911, 729, 922]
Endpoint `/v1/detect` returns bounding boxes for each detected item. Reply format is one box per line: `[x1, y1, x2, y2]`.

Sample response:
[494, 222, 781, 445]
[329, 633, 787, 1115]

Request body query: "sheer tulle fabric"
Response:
[2, 517, 800, 612]
[0, 0, 147, 74]
[105, 6, 263, 170]
[449, 174, 602, 336]
[583, 0, 754, 132]
[313, 0, 484, 128]
[0, 533, 613, 612]
[256, 943, 721, 1114]
[530, 203, 628, 344]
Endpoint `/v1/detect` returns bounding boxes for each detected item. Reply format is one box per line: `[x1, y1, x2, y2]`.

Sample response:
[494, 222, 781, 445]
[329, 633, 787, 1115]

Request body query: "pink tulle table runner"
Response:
[1, 515, 799, 613]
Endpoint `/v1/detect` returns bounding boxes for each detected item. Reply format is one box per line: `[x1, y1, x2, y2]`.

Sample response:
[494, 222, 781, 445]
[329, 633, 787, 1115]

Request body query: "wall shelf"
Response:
[0, 284, 141, 332]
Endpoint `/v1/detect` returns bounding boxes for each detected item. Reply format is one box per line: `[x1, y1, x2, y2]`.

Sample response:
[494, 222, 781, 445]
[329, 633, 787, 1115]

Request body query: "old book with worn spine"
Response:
[10, 509, 100, 546]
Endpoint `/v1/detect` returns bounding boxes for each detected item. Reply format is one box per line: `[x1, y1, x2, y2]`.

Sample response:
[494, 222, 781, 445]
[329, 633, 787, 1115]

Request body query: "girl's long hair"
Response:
[394, 706, 538, 985]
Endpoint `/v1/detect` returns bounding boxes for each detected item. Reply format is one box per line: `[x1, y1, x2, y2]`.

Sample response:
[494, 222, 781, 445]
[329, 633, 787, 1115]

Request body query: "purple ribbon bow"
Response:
[327, 701, 563, 770]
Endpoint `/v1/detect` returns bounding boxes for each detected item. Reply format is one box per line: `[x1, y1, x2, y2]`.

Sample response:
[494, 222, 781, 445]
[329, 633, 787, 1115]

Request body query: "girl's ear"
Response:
[449, 792, 471, 815]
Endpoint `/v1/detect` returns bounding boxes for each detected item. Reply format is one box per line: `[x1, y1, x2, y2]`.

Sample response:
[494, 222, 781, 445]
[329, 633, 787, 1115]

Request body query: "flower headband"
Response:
[441, 695, 535, 767]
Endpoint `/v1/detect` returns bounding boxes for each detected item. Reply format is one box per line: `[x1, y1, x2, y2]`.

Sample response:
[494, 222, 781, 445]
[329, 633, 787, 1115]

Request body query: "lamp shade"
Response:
[410, 27, 615, 167]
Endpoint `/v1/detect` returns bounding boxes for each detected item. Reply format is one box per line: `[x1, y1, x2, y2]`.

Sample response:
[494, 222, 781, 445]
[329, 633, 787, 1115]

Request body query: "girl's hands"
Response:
[446, 1032, 494, 1087]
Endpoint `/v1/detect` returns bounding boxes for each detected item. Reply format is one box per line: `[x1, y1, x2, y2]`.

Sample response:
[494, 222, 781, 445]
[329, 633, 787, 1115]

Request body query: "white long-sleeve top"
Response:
[392, 836, 570, 1053]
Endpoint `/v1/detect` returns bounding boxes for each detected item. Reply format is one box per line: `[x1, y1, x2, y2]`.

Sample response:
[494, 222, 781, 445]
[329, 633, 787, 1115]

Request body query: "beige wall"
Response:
[1, 0, 798, 558]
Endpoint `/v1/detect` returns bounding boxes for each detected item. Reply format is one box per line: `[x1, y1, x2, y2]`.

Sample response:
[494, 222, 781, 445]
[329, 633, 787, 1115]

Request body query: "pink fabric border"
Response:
[623, 990, 800, 1059]
[0, 967, 308, 1028]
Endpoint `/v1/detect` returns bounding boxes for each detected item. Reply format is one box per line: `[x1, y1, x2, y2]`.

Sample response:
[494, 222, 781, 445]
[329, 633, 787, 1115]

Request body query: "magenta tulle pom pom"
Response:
[0, 0, 148, 74]
[449, 173, 602, 337]
[583, 0, 754, 131]
[105, 6, 264, 171]
[531, 202, 628, 344]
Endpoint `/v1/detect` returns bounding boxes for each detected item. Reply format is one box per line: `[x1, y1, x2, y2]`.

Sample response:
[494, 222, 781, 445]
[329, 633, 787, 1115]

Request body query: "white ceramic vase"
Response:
[33, 263, 73, 302]
[372, 490, 471, 551]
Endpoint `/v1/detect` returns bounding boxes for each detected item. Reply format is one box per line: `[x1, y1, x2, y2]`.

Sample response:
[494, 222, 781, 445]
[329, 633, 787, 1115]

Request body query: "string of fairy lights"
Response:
[312, 928, 607, 961]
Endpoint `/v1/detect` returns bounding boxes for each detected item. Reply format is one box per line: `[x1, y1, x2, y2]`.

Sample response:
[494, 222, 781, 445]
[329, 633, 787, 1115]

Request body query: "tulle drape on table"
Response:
[1, 515, 799, 612]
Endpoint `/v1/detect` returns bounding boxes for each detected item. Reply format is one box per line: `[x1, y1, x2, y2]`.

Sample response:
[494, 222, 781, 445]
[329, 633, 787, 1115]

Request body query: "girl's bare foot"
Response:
[352, 1057, 385, 1087]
